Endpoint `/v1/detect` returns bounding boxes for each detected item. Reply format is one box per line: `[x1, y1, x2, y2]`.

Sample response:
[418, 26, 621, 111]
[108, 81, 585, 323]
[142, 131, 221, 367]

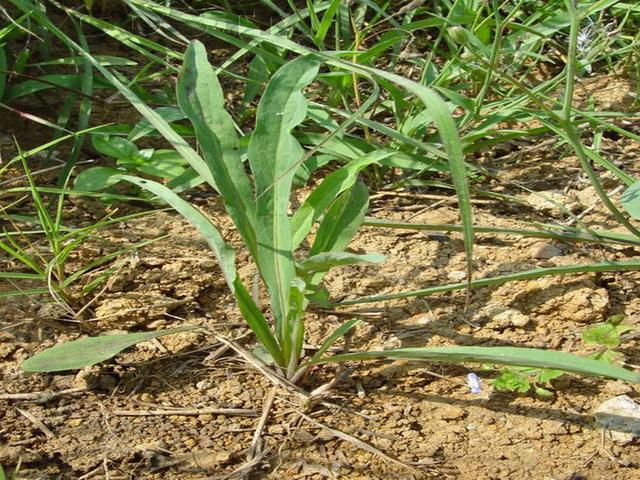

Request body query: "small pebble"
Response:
[531, 242, 563, 259]
[440, 406, 466, 420]
[490, 309, 530, 329]
[183, 437, 197, 448]
[67, 418, 83, 427]
[448, 271, 467, 282]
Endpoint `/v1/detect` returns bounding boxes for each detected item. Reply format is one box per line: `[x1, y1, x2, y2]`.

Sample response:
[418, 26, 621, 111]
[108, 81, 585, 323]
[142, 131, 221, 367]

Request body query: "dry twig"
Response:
[112, 407, 257, 417]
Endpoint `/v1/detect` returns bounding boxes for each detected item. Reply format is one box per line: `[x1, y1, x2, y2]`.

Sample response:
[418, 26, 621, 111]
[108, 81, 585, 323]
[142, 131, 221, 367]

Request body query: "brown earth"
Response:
[2, 70, 640, 480]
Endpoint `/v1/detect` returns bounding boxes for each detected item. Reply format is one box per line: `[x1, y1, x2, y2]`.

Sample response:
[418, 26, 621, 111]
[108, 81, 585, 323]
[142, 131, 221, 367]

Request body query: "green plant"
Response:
[493, 367, 565, 398]
[19, 35, 640, 387]
[582, 314, 634, 364]
[75, 133, 189, 194]
[0, 145, 160, 306]
[493, 314, 637, 396]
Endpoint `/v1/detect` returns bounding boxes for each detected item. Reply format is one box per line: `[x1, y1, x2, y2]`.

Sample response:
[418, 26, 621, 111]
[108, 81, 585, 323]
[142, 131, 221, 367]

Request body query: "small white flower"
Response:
[467, 372, 482, 394]
[577, 28, 593, 54]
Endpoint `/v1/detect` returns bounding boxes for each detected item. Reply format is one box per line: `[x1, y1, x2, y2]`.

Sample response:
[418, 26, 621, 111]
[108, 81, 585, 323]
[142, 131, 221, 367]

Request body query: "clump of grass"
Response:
[3, 0, 638, 388]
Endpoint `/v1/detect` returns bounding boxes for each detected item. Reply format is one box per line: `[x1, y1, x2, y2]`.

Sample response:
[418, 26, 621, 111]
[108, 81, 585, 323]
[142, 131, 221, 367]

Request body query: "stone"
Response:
[594, 395, 640, 443]
[448, 271, 468, 282]
[575, 186, 598, 208]
[541, 420, 569, 436]
[440, 406, 466, 420]
[524, 191, 580, 217]
[558, 287, 609, 323]
[183, 437, 197, 448]
[531, 242, 563, 259]
[67, 418, 83, 427]
[489, 309, 530, 329]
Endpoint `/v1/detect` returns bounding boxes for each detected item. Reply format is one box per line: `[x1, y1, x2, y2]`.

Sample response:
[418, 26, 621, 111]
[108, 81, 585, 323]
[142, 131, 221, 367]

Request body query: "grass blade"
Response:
[310, 181, 369, 256]
[291, 150, 394, 248]
[340, 259, 640, 305]
[297, 252, 385, 273]
[306, 318, 361, 366]
[120, 175, 284, 366]
[308, 346, 640, 383]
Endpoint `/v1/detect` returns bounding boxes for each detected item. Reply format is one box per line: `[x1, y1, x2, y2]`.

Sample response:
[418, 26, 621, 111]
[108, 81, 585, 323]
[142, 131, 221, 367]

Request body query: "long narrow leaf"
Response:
[308, 346, 640, 383]
[310, 181, 369, 255]
[297, 252, 385, 273]
[291, 150, 394, 247]
[177, 40, 258, 257]
[306, 319, 361, 365]
[340, 259, 640, 305]
[247, 55, 320, 335]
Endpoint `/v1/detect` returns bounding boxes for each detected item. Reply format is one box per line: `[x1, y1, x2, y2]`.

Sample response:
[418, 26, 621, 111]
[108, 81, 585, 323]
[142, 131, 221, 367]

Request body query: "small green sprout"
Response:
[581, 314, 634, 364]
[494, 315, 636, 397]
[493, 367, 564, 398]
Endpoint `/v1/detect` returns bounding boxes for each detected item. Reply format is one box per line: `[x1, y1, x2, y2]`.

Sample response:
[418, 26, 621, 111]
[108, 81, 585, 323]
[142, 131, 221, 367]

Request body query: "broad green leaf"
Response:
[119, 175, 284, 367]
[582, 323, 632, 348]
[22, 327, 195, 372]
[128, 106, 187, 141]
[291, 150, 394, 247]
[177, 40, 258, 258]
[621, 181, 640, 219]
[310, 181, 369, 256]
[135, 150, 187, 179]
[297, 252, 385, 274]
[494, 370, 531, 393]
[92, 135, 139, 161]
[308, 346, 640, 383]
[246, 55, 320, 334]
[74, 166, 122, 191]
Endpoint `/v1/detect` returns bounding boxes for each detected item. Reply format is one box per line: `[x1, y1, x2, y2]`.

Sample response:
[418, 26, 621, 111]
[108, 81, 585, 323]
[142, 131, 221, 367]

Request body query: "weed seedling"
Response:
[493, 367, 565, 398]
[18, 35, 640, 389]
[581, 314, 634, 364]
